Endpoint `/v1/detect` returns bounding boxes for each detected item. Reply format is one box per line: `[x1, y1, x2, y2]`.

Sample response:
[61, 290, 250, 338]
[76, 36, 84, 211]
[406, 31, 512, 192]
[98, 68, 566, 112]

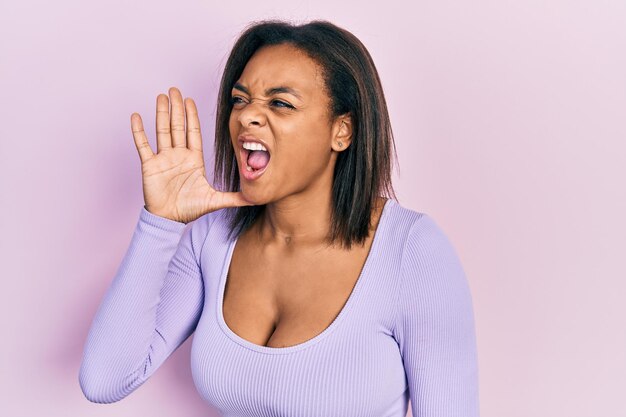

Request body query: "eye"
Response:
[229, 96, 295, 110]
[230, 96, 244, 106]
[271, 99, 295, 109]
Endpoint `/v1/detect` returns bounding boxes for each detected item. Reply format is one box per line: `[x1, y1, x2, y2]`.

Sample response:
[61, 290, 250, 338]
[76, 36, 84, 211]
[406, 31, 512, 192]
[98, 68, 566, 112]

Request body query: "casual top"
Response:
[79, 198, 480, 416]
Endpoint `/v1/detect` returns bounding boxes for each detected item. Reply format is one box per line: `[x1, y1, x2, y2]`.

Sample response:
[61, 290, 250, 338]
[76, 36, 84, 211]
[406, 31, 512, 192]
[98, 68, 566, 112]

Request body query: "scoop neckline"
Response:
[215, 198, 395, 354]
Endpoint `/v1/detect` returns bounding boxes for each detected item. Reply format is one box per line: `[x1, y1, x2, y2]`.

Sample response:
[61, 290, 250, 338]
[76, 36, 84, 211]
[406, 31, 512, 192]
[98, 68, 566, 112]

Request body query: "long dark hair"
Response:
[213, 19, 399, 250]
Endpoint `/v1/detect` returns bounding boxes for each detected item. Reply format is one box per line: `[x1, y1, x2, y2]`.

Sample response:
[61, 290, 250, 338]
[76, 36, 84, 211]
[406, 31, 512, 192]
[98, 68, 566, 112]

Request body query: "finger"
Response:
[130, 113, 154, 164]
[169, 87, 186, 148]
[156, 93, 172, 152]
[185, 97, 203, 153]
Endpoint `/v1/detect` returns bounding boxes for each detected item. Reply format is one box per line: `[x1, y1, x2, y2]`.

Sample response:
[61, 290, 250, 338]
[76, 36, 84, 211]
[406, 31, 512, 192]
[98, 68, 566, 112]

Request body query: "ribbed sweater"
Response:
[79, 198, 480, 416]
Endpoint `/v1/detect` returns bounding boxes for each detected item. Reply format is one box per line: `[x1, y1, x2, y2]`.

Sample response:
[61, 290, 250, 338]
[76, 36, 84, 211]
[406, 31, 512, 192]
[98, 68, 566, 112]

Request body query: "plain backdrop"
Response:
[1, 0, 625, 416]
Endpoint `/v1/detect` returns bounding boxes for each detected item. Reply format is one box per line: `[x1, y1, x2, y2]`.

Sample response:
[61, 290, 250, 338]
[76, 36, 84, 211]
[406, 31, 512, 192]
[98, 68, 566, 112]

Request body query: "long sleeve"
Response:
[394, 214, 480, 417]
[79, 206, 212, 403]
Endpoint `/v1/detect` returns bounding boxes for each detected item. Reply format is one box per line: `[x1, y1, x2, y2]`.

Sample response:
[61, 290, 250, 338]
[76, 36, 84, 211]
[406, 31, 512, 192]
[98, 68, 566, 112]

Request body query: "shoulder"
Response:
[394, 207, 472, 320]
[380, 199, 465, 283]
[395, 206, 463, 278]
[392, 208, 476, 345]
[406, 215, 459, 262]
[382, 200, 466, 289]
[378, 198, 426, 243]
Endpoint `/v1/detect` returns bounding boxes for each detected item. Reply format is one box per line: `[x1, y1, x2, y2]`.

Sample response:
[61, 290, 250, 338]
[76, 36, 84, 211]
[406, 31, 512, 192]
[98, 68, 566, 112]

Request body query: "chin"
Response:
[239, 188, 270, 206]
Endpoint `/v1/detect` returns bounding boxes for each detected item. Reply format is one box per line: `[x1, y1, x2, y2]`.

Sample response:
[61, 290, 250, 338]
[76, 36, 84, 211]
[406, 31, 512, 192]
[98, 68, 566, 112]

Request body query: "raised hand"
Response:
[130, 87, 254, 224]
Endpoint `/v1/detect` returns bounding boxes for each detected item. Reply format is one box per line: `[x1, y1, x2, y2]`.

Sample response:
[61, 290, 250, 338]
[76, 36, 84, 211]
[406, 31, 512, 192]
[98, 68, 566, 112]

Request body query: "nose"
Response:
[237, 100, 267, 127]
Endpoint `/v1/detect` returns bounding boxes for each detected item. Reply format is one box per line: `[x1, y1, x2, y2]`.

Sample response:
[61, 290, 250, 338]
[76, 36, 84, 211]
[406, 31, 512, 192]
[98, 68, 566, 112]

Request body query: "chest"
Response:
[222, 236, 374, 349]
[192, 232, 408, 417]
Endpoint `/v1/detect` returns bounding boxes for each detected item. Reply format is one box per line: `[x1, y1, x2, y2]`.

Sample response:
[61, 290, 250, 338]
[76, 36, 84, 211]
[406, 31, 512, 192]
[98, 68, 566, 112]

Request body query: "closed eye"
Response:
[230, 96, 295, 110]
[229, 96, 244, 106]
[271, 99, 295, 109]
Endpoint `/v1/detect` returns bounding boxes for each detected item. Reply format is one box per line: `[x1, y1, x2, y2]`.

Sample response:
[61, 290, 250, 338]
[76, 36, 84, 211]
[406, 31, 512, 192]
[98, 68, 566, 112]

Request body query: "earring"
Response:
[338, 141, 343, 147]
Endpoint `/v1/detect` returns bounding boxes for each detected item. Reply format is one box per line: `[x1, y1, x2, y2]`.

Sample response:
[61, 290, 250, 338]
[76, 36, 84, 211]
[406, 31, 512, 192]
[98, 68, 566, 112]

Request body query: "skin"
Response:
[224, 43, 388, 348]
[228, 43, 355, 247]
[130, 88, 253, 224]
[130, 43, 387, 348]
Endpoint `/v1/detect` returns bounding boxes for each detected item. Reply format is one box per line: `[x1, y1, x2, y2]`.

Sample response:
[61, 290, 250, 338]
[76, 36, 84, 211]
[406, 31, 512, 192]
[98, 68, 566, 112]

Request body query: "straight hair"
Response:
[213, 19, 399, 250]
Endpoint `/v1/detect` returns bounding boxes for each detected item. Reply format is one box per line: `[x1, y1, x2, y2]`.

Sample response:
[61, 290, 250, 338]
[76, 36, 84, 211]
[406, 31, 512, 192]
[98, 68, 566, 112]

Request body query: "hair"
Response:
[213, 19, 399, 250]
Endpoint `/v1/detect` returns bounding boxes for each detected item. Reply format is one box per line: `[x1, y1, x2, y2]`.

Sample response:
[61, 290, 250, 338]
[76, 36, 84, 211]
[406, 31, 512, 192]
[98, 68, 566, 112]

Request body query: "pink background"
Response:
[2, 0, 625, 416]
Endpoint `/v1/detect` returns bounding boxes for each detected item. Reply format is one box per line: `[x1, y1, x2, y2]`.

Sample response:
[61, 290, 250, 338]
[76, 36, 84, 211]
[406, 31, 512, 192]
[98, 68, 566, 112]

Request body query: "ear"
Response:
[330, 113, 353, 152]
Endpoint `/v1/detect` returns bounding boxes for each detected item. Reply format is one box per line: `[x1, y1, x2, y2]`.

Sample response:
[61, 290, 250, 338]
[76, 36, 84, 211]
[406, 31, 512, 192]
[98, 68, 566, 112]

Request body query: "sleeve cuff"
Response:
[139, 205, 188, 233]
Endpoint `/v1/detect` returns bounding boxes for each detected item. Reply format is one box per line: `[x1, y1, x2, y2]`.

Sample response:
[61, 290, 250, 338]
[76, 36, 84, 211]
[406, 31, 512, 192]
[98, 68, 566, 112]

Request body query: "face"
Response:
[228, 43, 352, 204]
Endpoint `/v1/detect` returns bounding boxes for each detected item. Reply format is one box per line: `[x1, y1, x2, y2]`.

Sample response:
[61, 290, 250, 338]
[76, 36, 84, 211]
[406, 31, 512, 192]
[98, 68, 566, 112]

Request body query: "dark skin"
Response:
[130, 43, 386, 349]
[228, 43, 353, 246]
[225, 43, 388, 348]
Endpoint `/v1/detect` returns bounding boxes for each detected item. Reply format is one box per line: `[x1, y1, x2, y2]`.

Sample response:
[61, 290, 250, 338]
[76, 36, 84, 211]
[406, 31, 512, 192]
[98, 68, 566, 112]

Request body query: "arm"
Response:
[78, 206, 212, 403]
[394, 214, 480, 416]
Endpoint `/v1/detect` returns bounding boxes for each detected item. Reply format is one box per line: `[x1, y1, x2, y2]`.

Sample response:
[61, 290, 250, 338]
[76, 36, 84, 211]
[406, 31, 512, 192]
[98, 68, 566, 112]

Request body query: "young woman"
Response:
[79, 19, 480, 417]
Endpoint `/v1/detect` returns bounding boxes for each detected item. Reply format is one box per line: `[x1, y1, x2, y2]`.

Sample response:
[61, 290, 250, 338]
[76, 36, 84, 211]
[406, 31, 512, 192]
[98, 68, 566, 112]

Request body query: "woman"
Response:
[79, 19, 480, 417]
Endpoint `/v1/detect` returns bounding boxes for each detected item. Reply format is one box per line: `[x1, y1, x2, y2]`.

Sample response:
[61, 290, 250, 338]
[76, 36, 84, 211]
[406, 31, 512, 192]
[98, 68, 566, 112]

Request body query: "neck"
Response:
[257, 189, 334, 248]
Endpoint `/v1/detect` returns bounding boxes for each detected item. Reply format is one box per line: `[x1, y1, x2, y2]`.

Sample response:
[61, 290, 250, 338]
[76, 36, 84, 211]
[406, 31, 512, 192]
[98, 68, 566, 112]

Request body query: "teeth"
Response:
[242, 141, 268, 152]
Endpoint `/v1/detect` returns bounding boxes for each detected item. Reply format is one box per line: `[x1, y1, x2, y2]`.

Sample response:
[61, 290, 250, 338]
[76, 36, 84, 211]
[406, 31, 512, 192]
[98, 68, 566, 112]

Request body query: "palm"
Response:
[141, 146, 212, 224]
[130, 87, 254, 224]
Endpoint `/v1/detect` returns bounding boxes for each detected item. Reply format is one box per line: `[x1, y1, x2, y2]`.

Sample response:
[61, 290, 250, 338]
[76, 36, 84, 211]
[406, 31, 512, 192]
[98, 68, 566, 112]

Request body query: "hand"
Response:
[130, 87, 254, 224]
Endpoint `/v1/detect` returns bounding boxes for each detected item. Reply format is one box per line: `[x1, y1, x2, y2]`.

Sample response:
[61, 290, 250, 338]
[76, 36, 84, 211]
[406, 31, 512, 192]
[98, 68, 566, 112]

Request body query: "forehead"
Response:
[234, 44, 324, 96]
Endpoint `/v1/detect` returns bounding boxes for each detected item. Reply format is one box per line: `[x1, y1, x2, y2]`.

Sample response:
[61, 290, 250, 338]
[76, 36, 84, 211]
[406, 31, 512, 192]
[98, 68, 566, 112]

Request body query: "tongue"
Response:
[248, 150, 270, 170]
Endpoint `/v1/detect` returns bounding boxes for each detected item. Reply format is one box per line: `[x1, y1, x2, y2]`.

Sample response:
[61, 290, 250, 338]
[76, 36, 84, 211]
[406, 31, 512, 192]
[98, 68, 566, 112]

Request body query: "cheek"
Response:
[228, 114, 237, 134]
[280, 138, 331, 175]
[228, 115, 241, 150]
[286, 122, 330, 158]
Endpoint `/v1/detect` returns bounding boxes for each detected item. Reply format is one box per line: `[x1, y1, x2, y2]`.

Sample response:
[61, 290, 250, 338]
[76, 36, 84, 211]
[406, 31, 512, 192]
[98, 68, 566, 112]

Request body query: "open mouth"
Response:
[239, 147, 271, 178]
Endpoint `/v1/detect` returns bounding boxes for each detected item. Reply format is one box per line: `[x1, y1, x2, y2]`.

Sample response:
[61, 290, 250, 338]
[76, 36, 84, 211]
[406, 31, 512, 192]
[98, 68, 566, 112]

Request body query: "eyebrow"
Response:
[232, 82, 303, 100]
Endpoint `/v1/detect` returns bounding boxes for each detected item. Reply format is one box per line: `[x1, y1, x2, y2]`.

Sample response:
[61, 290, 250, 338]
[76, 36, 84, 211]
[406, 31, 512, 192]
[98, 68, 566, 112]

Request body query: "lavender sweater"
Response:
[79, 198, 479, 416]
